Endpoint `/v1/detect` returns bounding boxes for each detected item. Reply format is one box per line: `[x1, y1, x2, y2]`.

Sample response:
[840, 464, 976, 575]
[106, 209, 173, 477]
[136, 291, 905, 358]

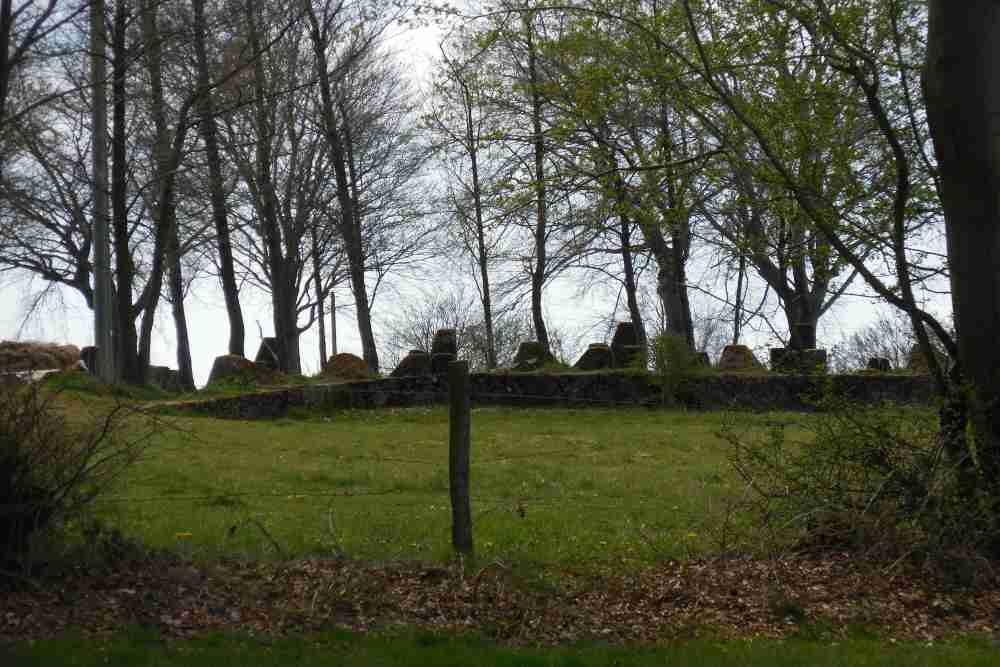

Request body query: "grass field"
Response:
[89, 404, 787, 566]
[8, 382, 997, 665]
[6, 628, 998, 667]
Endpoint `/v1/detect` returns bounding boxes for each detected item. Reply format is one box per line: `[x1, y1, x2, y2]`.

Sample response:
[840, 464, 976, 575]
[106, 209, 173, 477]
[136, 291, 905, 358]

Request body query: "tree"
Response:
[221, 1, 341, 375]
[304, 0, 430, 374]
[304, 0, 383, 373]
[426, 34, 510, 369]
[539, 3, 707, 350]
[90, 0, 114, 382]
[0, 1, 89, 176]
[829, 310, 944, 373]
[924, 2, 1000, 496]
[192, 0, 245, 358]
[469, 2, 570, 361]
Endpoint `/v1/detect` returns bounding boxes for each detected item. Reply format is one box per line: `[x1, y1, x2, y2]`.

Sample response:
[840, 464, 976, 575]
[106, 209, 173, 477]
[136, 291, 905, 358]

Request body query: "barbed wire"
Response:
[172, 386, 735, 412]
[89, 487, 701, 513]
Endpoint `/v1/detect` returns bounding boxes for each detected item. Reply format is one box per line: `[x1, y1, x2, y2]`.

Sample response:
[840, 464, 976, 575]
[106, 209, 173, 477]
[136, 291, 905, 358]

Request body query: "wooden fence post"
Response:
[448, 360, 473, 555]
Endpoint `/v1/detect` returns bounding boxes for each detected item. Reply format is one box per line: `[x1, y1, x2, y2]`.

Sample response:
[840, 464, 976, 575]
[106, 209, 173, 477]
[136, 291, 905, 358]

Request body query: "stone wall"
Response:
[156, 372, 934, 420]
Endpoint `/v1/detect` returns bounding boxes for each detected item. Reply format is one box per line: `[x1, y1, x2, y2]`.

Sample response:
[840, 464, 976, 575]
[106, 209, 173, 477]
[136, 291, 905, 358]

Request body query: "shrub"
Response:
[648, 333, 700, 406]
[720, 398, 998, 575]
[0, 382, 155, 570]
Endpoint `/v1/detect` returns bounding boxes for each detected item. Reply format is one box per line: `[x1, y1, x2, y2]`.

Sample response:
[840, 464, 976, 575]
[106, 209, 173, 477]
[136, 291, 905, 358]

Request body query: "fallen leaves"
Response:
[1, 553, 998, 646]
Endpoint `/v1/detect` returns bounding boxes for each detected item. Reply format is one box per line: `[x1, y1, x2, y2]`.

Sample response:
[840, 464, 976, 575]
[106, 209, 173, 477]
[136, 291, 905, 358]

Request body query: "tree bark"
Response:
[137, 0, 193, 382]
[91, 0, 115, 382]
[193, 0, 245, 357]
[330, 290, 338, 356]
[311, 225, 327, 370]
[111, 0, 140, 385]
[619, 217, 646, 347]
[167, 234, 195, 391]
[463, 85, 498, 369]
[524, 12, 551, 357]
[925, 1, 1000, 488]
[245, 1, 298, 374]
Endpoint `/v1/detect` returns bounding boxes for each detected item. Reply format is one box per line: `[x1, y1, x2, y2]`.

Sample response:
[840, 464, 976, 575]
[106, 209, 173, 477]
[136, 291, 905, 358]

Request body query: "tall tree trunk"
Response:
[524, 12, 550, 357]
[620, 217, 646, 347]
[193, 0, 245, 357]
[111, 0, 140, 384]
[733, 249, 747, 345]
[91, 0, 115, 381]
[925, 1, 1000, 489]
[463, 87, 497, 369]
[644, 222, 692, 348]
[670, 226, 695, 350]
[0, 0, 12, 154]
[643, 101, 695, 349]
[168, 235, 195, 391]
[137, 0, 192, 381]
[245, 1, 296, 373]
[477, 234, 498, 369]
[311, 225, 327, 369]
[330, 290, 337, 356]
[599, 132, 647, 347]
[783, 297, 819, 350]
[303, 0, 379, 372]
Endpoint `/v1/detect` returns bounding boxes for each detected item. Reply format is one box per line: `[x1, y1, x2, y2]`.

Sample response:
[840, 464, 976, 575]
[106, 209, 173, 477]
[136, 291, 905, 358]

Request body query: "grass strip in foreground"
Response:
[3, 629, 997, 667]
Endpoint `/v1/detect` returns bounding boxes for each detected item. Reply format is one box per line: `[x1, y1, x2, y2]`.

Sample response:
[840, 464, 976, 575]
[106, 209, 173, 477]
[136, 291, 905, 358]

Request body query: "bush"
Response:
[0, 382, 155, 570]
[649, 333, 700, 406]
[720, 398, 998, 575]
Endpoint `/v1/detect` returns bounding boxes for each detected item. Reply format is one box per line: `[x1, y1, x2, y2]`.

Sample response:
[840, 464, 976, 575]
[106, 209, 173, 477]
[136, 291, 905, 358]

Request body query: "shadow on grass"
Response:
[4, 628, 998, 667]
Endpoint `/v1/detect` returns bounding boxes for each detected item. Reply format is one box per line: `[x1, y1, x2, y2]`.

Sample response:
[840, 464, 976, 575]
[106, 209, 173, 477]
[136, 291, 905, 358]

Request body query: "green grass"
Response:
[5, 629, 997, 666]
[39, 371, 171, 402]
[86, 405, 801, 566]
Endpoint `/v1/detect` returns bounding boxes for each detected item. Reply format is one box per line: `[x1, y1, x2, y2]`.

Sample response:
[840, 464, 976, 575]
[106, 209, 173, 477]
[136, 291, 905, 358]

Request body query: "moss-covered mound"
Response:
[321, 353, 373, 381]
[391, 350, 432, 378]
[206, 355, 283, 388]
[0, 340, 80, 372]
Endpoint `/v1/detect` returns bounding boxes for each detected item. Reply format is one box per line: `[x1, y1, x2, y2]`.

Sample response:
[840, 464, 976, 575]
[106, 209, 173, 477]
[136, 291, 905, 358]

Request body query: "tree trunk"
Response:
[477, 244, 498, 370]
[465, 90, 497, 369]
[340, 100, 380, 373]
[524, 12, 551, 357]
[0, 1, 12, 158]
[167, 236, 195, 391]
[111, 0, 141, 385]
[620, 217, 647, 347]
[330, 290, 338, 356]
[91, 0, 115, 382]
[925, 1, 1000, 488]
[245, 1, 297, 374]
[644, 222, 693, 348]
[193, 0, 244, 357]
[137, 0, 192, 382]
[783, 298, 819, 350]
[733, 250, 747, 345]
[311, 225, 327, 370]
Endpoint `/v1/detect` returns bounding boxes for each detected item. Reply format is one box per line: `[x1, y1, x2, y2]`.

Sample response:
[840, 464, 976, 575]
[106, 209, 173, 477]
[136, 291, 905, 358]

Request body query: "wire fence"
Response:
[75, 370, 767, 560]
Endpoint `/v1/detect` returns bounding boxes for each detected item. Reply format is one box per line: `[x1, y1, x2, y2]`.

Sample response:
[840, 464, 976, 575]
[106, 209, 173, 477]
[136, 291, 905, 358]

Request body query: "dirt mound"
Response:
[321, 353, 372, 380]
[0, 341, 80, 372]
[718, 344, 763, 371]
[206, 355, 282, 387]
